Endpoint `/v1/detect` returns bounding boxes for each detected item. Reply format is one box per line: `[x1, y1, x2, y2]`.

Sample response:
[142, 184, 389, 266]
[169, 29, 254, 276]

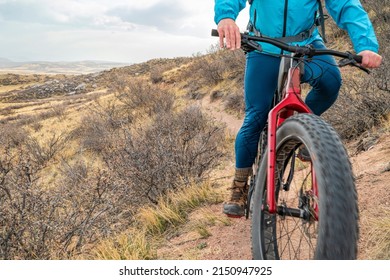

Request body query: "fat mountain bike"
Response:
[212, 29, 369, 260]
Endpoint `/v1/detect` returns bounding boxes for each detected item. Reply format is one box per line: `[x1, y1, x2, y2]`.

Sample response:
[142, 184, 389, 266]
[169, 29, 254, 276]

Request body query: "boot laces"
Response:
[229, 181, 248, 203]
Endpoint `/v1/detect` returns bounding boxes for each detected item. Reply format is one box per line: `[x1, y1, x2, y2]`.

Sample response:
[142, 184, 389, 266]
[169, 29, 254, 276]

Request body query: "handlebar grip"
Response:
[211, 29, 219, 37]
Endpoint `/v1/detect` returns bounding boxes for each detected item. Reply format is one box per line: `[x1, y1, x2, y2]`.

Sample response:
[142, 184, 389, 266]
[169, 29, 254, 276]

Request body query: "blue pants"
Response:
[235, 40, 342, 168]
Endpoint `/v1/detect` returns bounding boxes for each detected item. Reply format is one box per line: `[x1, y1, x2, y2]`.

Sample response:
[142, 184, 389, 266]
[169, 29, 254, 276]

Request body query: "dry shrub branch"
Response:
[103, 105, 227, 204]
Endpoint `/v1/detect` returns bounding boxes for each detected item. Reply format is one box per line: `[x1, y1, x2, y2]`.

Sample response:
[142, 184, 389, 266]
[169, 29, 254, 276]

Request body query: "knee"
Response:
[314, 66, 342, 101]
[237, 112, 268, 145]
[331, 68, 342, 89]
[240, 109, 268, 136]
[324, 67, 342, 94]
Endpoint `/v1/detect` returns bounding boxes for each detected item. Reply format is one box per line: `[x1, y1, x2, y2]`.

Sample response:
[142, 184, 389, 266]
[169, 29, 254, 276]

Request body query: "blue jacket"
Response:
[214, 0, 379, 54]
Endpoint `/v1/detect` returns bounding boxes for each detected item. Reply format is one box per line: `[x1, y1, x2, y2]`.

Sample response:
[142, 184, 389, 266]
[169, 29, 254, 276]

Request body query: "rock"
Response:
[75, 83, 86, 91]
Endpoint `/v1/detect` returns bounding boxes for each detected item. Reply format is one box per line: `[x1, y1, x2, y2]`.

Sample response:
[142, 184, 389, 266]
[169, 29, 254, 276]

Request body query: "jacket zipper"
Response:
[282, 0, 288, 37]
[281, 0, 289, 54]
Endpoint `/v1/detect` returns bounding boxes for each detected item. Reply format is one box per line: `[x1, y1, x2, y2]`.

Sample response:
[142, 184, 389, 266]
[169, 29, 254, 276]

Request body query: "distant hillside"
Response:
[0, 57, 19, 68]
[0, 57, 130, 74]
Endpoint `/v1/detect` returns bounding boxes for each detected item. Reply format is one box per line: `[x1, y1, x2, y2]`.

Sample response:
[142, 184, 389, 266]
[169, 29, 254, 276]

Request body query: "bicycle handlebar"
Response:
[211, 29, 369, 72]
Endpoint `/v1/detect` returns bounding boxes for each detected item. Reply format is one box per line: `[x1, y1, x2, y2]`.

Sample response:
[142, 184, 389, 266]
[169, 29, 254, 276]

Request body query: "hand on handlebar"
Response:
[217, 18, 241, 50]
[357, 50, 382, 69]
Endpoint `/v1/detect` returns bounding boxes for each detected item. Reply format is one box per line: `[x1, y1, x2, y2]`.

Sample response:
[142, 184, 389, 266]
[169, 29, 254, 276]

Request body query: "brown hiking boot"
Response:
[223, 180, 248, 218]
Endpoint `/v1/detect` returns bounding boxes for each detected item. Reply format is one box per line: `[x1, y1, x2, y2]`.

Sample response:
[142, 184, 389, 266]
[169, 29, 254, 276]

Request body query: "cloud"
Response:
[107, 1, 191, 34]
[0, 0, 111, 29]
[0, 1, 52, 23]
[0, 0, 249, 62]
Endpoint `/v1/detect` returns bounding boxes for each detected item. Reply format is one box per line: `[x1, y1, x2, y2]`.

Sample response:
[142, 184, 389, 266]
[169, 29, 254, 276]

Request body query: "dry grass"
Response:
[364, 210, 390, 260]
[86, 181, 223, 260]
[90, 230, 156, 260]
[138, 182, 223, 235]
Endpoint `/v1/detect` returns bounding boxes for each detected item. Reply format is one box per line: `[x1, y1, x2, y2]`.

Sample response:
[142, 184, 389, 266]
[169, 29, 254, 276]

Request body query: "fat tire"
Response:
[251, 114, 359, 260]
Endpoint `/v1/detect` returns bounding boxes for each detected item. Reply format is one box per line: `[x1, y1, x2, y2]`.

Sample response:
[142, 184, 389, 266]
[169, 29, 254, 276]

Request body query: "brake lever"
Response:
[241, 37, 263, 53]
[354, 63, 370, 74]
[338, 57, 370, 74]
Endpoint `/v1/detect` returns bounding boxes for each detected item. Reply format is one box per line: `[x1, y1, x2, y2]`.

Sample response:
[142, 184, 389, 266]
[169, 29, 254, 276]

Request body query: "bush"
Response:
[0, 145, 134, 259]
[184, 47, 245, 87]
[224, 91, 245, 114]
[24, 131, 72, 166]
[0, 146, 56, 259]
[324, 75, 389, 140]
[114, 77, 175, 117]
[0, 123, 27, 147]
[55, 161, 134, 257]
[103, 105, 227, 204]
[77, 99, 132, 153]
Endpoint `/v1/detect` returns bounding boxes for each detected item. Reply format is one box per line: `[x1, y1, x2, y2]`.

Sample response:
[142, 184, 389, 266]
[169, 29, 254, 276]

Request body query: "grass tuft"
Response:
[366, 210, 390, 260]
[88, 181, 223, 259]
[91, 230, 156, 260]
[138, 181, 223, 235]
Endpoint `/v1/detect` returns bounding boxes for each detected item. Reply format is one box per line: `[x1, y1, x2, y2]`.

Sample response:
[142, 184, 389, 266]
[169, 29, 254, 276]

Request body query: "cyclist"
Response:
[215, 0, 382, 217]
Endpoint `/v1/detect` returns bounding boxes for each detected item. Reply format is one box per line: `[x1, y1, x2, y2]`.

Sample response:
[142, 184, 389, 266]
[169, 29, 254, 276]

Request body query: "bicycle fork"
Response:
[266, 66, 311, 214]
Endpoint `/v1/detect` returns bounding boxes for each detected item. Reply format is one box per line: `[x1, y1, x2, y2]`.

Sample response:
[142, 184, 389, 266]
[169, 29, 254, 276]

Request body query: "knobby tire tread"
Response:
[251, 113, 359, 260]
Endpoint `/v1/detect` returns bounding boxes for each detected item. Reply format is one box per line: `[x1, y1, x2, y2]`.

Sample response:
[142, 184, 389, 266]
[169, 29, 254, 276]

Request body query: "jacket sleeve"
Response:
[325, 0, 379, 53]
[214, 0, 247, 24]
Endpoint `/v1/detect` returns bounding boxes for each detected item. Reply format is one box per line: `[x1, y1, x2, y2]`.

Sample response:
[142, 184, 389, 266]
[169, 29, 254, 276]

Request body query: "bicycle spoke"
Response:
[276, 213, 316, 259]
[270, 145, 318, 259]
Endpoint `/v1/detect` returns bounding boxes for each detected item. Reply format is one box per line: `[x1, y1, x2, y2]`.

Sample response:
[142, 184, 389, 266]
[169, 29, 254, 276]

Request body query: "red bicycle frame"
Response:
[266, 65, 314, 214]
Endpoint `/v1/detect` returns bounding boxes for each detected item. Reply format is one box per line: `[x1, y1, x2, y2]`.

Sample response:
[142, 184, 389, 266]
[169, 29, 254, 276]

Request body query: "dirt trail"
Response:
[199, 98, 243, 135]
[158, 96, 390, 260]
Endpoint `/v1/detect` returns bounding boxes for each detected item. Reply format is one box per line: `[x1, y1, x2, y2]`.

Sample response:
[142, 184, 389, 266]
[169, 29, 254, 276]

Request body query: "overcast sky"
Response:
[0, 0, 250, 63]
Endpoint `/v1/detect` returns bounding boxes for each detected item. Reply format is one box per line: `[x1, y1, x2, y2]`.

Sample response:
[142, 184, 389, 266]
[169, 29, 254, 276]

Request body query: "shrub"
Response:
[184, 47, 245, 87]
[54, 162, 133, 257]
[324, 77, 389, 140]
[77, 99, 132, 153]
[0, 123, 27, 147]
[24, 131, 72, 166]
[224, 91, 245, 115]
[0, 146, 55, 259]
[113, 77, 175, 117]
[103, 105, 227, 204]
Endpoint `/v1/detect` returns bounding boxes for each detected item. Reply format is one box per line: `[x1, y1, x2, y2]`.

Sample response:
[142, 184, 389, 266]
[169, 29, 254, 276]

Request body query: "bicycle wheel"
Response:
[251, 113, 358, 260]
